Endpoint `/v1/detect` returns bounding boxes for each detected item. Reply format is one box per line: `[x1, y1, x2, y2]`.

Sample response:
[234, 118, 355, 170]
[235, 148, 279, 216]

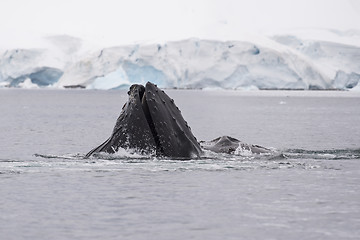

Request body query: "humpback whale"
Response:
[86, 82, 202, 158]
[86, 82, 270, 158]
[200, 136, 270, 154]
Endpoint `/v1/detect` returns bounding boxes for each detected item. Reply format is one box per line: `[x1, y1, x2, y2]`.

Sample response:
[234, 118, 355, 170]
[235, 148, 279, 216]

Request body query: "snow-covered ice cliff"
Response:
[1, 30, 359, 90]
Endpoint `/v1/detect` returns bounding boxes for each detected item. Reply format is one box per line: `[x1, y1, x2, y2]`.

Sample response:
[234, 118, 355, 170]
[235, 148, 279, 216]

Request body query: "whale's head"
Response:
[86, 82, 202, 159]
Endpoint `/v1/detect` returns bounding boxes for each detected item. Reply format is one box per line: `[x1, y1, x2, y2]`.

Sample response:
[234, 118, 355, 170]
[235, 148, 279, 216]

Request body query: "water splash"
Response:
[282, 148, 360, 160]
[0, 148, 357, 175]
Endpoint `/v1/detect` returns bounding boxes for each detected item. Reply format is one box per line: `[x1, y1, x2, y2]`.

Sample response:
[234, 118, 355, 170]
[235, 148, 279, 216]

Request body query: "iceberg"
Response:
[333, 71, 360, 89]
[18, 78, 39, 89]
[272, 31, 360, 90]
[55, 39, 331, 90]
[2, 66, 63, 87]
[0, 35, 82, 88]
[1, 30, 360, 90]
[87, 67, 129, 90]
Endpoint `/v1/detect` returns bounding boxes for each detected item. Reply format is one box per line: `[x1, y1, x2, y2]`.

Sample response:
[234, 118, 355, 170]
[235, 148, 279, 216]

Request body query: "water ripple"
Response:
[0, 148, 357, 175]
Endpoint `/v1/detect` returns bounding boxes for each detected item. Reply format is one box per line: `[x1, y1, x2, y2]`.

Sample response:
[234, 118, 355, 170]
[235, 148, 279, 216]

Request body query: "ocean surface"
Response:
[0, 89, 359, 240]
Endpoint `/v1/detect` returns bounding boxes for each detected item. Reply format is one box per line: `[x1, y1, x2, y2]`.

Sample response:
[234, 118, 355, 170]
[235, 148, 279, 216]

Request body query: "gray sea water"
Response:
[0, 89, 359, 240]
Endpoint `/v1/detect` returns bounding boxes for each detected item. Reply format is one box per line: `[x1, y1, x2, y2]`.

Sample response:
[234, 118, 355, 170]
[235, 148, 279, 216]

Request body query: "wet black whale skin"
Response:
[86, 82, 202, 159]
[86, 82, 270, 159]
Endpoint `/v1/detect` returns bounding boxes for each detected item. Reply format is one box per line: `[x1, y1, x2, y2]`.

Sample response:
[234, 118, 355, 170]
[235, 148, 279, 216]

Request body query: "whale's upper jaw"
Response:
[86, 82, 202, 159]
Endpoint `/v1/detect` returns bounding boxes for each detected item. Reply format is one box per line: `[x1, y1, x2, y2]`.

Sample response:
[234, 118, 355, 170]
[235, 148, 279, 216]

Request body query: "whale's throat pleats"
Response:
[140, 90, 164, 155]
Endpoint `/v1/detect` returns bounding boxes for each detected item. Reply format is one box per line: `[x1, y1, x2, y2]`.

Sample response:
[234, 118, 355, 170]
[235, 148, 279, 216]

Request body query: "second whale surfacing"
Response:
[200, 136, 271, 155]
[86, 82, 271, 159]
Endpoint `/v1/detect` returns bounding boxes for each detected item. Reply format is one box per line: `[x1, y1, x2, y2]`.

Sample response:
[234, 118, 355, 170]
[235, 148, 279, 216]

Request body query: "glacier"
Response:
[1, 31, 359, 90]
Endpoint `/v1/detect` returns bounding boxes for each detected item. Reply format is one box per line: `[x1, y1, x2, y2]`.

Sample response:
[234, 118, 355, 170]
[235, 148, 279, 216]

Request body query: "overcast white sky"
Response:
[1, 0, 360, 48]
